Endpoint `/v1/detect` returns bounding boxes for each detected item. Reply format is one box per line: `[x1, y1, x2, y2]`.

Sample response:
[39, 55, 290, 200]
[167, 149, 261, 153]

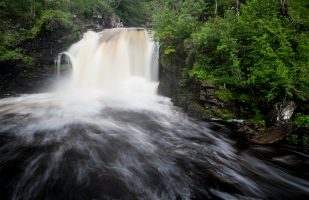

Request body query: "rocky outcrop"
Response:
[23, 15, 123, 68]
[200, 83, 220, 107]
[267, 101, 297, 127]
[158, 54, 230, 120]
[236, 101, 297, 144]
[0, 14, 123, 96]
[235, 121, 294, 145]
[250, 125, 293, 144]
[158, 50, 303, 146]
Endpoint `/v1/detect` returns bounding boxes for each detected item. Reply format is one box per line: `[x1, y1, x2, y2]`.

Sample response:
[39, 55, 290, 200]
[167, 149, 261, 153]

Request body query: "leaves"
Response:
[152, 0, 309, 115]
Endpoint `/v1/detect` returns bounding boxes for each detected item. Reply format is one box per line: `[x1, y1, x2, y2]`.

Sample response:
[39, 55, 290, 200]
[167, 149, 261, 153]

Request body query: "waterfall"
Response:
[58, 28, 159, 96]
[0, 28, 309, 200]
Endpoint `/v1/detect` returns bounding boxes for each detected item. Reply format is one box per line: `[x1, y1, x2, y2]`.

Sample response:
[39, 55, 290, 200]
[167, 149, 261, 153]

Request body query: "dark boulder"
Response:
[267, 101, 297, 127]
[237, 101, 298, 145]
[250, 125, 293, 144]
[200, 83, 220, 106]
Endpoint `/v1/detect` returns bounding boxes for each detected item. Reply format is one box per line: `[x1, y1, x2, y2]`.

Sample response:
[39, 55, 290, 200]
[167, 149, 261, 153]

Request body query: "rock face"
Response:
[158, 54, 229, 120]
[158, 53, 302, 146]
[268, 101, 297, 127]
[24, 15, 123, 67]
[200, 83, 220, 106]
[23, 28, 78, 67]
[158, 65, 210, 119]
[0, 15, 123, 96]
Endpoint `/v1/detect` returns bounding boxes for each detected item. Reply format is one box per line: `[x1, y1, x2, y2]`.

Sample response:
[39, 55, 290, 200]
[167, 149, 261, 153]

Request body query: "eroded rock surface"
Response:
[268, 101, 297, 127]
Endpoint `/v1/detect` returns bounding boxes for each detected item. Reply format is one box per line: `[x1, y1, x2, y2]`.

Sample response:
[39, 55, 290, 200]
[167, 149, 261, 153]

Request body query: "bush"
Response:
[30, 10, 73, 38]
[293, 114, 309, 127]
[152, 0, 309, 118]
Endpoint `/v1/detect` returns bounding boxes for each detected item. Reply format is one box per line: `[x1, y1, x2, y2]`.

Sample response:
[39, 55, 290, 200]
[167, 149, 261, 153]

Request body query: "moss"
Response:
[213, 107, 235, 120]
[245, 109, 266, 129]
[175, 90, 195, 107]
[58, 64, 71, 71]
[57, 28, 80, 44]
[214, 87, 234, 103]
[160, 53, 172, 70]
[187, 101, 214, 119]
[178, 78, 188, 87]
[246, 119, 266, 129]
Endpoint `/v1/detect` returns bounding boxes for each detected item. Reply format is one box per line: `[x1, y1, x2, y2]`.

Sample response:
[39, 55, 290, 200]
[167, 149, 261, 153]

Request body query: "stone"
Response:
[267, 101, 297, 127]
[201, 83, 215, 89]
[237, 125, 257, 135]
[205, 97, 219, 105]
[250, 125, 293, 144]
[187, 101, 213, 120]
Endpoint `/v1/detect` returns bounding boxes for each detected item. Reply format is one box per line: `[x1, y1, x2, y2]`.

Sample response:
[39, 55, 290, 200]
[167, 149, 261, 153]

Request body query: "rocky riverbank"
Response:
[158, 52, 309, 150]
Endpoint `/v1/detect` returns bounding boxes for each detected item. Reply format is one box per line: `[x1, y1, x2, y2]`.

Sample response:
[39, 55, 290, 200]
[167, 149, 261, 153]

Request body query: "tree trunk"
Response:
[236, 0, 240, 16]
[280, 0, 288, 16]
[214, 0, 218, 15]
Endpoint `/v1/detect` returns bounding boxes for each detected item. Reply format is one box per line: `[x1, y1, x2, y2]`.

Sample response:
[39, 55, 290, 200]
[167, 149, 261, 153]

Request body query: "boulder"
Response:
[250, 125, 293, 144]
[267, 101, 297, 127]
[237, 125, 257, 135]
[200, 83, 220, 106]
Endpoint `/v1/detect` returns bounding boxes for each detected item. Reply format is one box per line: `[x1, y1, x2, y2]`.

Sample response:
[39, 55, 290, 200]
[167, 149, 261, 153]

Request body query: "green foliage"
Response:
[0, 0, 153, 71]
[152, 0, 200, 52]
[191, 69, 207, 80]
[293, 114, 309, 127]
[287, 134, 309, 147]
[163, 46, 176, 55]
[30, 10, 73, 36]
[213, 107, 235, 119]
[44, 0, 114, 16]
[0, 47, 34, 66]
[214, 87, 234, 103]
[302, 135, 309, 147]
[152, 0, 309, 117]
[115, 0, 151, 26]
[287, 134, 298, 145]
[248, 109, 266, 127]
[0, 4, 76, 69]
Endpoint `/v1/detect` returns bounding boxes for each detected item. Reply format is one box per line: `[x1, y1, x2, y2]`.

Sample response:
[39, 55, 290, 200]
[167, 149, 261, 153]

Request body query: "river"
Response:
[0, 28, 308, 200]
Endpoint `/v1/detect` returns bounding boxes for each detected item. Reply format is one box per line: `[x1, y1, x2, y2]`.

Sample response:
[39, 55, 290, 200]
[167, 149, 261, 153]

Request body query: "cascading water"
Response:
[57, 28, 159, 94]
[0, 28, 309, 200]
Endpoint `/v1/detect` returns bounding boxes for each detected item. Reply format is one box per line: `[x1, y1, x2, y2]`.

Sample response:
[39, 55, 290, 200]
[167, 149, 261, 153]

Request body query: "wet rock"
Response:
[201, 83, 215, 89]
[200, 83, 220, 106]
[110, 16, 124, 28]
[237, 125, 257, 135]
[158, 56, 228, 120]
[268, 101, 297, 127]
[187, 101, 214, 120]
[205, 97, 219, 105]
[250, 125, 293, 144]
[231, 101, 297, 145]
[272, 155, 301, 165]
[200, 90, 207, 101]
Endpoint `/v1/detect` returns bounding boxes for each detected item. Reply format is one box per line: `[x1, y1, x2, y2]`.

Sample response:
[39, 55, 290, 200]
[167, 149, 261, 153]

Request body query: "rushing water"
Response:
[0, 28, 308, 200]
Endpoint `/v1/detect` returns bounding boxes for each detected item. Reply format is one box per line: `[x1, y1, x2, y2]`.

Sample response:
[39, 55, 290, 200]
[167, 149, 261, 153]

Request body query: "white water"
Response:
[58, 28, 159, 98]
[0, 28, 309, 200]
